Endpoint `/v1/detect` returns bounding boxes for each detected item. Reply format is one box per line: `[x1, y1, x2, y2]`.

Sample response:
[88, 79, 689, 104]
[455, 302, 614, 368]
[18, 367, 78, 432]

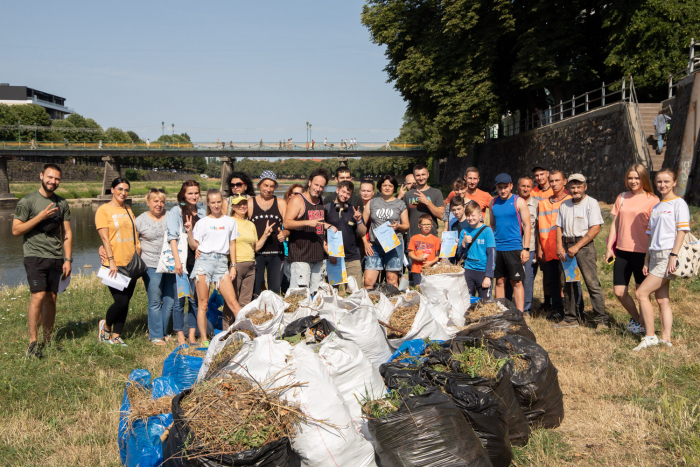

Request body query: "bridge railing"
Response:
[0, 141, 424, 151]
[668, 38, 700, 98]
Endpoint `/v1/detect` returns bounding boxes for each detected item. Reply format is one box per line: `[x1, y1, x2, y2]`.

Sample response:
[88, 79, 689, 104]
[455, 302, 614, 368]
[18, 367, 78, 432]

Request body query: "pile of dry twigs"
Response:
[421, 262, 463, 276]
[125, 383, 173, 428]
[247, 304, 274, 325]
[387, 304, 420, 338]
[283, 294, 305, 313]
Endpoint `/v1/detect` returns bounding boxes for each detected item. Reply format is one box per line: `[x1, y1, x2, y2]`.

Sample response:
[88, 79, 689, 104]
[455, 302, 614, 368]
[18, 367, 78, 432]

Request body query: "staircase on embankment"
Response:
[637, 103, 665, 170]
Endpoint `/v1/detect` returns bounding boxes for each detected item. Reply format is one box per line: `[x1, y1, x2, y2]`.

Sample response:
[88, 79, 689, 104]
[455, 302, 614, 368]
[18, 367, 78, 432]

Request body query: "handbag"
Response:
[671, 232, 700, 278]
[117, 208, 148, 279]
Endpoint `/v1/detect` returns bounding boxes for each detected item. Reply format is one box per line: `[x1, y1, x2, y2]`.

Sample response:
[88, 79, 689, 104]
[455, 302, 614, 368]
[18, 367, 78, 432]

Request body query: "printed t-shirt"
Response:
[531, 185, 553, 203]
[556, 196, 604, 238]
[464, 189, 492, 217]
[368, 197, 406, 246]
[15, 190, 71, 259]
[325, 203, 362, 262]
[134, 212, 167, 268]
[95, 203, 140, 267]
[192, 215, 240, 255]
[646, 197, 691, 251]
[611, 192, 659, 253]
[232, 218, 258, 263]
[458, 225, 496, 272]
[408, 234, 440, 273]
[403, 187, 444, 239]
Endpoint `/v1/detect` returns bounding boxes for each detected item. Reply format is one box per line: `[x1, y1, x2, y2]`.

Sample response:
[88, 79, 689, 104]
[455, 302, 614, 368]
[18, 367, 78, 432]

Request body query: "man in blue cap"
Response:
[489, 173, 531, 313]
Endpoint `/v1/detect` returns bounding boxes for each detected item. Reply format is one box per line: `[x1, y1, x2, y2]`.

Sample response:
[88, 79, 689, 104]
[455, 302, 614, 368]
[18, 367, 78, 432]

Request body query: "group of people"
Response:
[14, 157, 692, 357]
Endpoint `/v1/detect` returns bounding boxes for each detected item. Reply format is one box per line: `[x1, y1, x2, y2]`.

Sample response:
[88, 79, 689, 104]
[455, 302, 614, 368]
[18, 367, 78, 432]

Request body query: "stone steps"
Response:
[638, 103, 665, 170]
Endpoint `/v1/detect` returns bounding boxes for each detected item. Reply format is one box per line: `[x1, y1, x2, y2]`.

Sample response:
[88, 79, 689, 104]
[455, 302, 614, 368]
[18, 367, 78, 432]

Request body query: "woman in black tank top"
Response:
[251, 173, 288, 296]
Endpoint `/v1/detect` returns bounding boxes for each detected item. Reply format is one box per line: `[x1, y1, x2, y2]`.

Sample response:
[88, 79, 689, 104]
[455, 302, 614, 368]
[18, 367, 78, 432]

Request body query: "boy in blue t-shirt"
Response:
[457, 200, 496, 299]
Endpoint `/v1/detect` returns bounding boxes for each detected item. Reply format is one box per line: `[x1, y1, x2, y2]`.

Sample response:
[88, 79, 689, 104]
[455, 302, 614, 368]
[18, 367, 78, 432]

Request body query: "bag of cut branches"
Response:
[197, 329, 252, 382]
[282, 288, 315, 326]
[485, 335, 564, 429]
[363, 386, 493, 467]
[445, 377, 512, 467]
[380, 293, 451, 349]
[422, 339, 531, 447]
[162, 344, 206, 392]
[420, 262, 471, 327]
[318, 305, 393, 365]
[459, 298, 537, 342]
[163, 375, 297, 467]
[281, 315, 335, 345]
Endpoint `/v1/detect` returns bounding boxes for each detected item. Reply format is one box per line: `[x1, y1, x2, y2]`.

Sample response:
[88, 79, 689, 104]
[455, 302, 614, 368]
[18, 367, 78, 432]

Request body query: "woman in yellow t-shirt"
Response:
[225, 195, 275, 325]
[95, 178, 141, 347]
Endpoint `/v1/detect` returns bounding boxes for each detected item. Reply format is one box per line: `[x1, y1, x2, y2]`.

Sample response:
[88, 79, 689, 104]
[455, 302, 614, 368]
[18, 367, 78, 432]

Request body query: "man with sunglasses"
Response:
[12, 164, 73, 358]
[323, 167, 362, 208]
[324, 180, 367, 288]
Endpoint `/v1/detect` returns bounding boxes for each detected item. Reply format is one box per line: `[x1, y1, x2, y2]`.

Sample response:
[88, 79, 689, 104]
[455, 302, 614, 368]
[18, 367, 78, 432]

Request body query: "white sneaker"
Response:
[633, 335, 659, 351]
[659, 339, 673, 347]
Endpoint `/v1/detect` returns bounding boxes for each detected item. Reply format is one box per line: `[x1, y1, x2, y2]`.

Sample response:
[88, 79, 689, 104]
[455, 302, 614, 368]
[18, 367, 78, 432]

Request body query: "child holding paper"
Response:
[457, 201, 496, 299]
[407, 214, 440, 285]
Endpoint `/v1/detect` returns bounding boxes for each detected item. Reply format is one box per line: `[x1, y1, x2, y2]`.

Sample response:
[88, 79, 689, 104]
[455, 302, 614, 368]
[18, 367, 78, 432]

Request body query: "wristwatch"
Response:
[523, 248, 530, 252]
[230, 263, 237, 269]
[65, 257, 73, 263]
[669, 253, 678, 257]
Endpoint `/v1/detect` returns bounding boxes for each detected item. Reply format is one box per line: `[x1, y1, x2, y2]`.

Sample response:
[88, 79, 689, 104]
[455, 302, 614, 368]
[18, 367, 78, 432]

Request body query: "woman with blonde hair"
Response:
[633, 168, 690, 350]
[606, 164, 659, 335]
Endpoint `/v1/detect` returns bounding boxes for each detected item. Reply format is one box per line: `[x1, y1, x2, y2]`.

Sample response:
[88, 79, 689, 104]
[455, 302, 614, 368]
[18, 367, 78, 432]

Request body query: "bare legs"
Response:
[613, 285, 643, 325]
[28, 291, 57, 344]
[496, 278, 524, 312]
[194, 274, 240, 344]
[635, 275, 672, 341]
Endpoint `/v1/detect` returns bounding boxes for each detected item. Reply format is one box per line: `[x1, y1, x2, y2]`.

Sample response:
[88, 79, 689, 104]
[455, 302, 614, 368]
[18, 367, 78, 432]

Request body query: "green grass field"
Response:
[0, 204, 698, 466]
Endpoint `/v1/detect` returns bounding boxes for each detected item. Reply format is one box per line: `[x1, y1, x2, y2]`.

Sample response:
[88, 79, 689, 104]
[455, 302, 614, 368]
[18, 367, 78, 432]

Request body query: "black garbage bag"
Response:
[367, 388, 493, 467]
[445, 377, 512, 467]
[486, 335, 564, 429]
[422, 344, 530, 447]
[163, 391, 290, 467]
[372, 282, 401, 297]
[459, 298, 537, 342]
[281, 316, 335, 343]
[379, 361, 431, 395]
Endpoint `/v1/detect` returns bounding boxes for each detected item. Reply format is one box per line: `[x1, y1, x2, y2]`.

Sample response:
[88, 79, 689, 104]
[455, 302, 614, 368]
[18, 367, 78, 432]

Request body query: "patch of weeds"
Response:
[513, 429, 574, 465]
[655, 394, 700, 463]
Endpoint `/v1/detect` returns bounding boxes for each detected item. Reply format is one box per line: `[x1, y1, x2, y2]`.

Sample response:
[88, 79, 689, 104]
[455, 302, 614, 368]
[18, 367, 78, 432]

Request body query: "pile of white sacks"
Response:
[196, 271, 471, 467]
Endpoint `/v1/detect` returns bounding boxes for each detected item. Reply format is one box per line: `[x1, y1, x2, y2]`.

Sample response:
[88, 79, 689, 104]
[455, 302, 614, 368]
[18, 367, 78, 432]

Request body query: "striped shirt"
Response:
[288, 194, 326, 263]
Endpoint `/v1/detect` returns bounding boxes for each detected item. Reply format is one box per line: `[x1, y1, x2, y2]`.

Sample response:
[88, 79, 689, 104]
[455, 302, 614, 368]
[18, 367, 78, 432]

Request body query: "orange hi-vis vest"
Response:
[538, 194, 572, 262]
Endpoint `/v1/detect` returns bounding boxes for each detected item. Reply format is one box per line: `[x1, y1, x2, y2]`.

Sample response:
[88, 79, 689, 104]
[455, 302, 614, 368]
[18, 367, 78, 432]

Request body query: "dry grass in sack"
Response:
[361, 385, 426, 419]
[125, 383, 172, 429]
[239, 329, 257, 341]
[450, 345, 509, 379]
[178, 345, 206, 356]
[501, 339, 530, 374]
[369, 294, 382, 305]
[284, 294, 305, 314]
[467, 301, 508, 321]
[180, 375, 301, 457]
[205, 338, 247, 379]
[421, 262, 463, 276]
[387, 304, 421, 338]
[247, 304, 274, 325]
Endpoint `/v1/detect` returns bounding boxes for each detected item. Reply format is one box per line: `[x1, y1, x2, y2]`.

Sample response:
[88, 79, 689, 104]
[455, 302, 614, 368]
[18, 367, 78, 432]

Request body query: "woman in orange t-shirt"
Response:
[605, 164, 658, 335]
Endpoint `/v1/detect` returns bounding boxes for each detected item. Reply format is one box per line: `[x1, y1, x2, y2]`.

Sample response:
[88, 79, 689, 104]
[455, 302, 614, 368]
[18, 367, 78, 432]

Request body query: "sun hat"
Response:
[230, 195, 247, 205]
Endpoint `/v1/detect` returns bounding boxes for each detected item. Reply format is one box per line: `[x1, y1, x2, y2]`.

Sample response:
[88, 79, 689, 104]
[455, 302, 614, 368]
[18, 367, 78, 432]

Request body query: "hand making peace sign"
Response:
[352, 205, 362, 222]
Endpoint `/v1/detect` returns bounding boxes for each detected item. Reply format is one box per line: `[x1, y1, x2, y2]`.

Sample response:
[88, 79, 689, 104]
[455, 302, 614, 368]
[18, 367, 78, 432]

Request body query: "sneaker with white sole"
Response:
[633, 335, 659, 351]
[108, 337, 127, 347]
[98, 320, 109, 342]
[659, 339, 673, 347]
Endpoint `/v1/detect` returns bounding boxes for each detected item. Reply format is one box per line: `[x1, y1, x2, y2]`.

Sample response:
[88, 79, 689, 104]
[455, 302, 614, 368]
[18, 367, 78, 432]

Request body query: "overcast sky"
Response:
[2, 0, 406, 143]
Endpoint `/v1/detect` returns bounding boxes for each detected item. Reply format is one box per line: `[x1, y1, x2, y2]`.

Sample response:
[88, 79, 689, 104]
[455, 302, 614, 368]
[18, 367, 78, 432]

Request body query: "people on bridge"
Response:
[324, 138, 327, 149]
[95, 178, 140, 347]
[554, 174, 608, 331]
[363, 175, 409, 290]
[167, 180, 205, 346]
[606, 164, 658, 335]
[325, 180, 367, 288]
[284, 168, 330, 293]
[633, 168, 690, 351]
[12, 163, 73, 358]
[386, 140, 390, 150]
[187, 188, 241, 347]
[517, 176, 539, 316]
[489, 173, 531, 313]
[249, 171, 287, 297]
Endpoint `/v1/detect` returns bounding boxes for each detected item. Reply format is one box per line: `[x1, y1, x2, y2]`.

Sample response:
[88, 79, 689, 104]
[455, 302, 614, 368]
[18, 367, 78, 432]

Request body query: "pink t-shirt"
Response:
[611, 192, 659, 253]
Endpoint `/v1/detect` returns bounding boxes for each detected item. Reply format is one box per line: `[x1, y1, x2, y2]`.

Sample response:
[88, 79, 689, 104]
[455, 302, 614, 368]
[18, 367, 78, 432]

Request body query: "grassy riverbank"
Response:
[0, 205, 698, 466]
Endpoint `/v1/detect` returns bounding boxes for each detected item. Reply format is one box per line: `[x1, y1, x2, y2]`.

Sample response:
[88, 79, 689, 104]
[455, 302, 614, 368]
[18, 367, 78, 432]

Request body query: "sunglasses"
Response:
[116, 187, 130, 193]
[230, 182, 245, 188]
[149, 188, 165, 193]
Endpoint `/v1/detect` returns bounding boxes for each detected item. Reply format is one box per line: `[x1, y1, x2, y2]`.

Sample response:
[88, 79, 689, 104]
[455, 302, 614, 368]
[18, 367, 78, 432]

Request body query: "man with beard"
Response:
[284, 167, 331, 293]
[12, 164, 73, 358]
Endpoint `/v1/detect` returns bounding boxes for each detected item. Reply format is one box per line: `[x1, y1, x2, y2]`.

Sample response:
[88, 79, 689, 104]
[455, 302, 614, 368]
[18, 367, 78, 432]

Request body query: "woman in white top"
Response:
[633, 168, 690, 351]
[186, 188, 241, 346]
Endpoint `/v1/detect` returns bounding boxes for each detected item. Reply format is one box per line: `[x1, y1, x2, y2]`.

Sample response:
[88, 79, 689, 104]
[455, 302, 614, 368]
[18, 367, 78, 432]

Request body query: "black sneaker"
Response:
[546, 312, 563, 322]
[26, 341, 43, 358]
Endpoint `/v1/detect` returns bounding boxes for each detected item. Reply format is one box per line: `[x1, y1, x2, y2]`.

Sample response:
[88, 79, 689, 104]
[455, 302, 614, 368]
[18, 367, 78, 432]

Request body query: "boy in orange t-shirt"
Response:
[407, 214, 441, 286]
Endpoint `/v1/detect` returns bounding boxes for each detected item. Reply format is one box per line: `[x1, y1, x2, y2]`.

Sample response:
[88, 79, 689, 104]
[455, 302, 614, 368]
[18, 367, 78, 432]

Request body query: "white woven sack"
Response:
[370, 292, 394, 322]
[318, 333, 386, 433]
[227, 334, 294, 386]
[672, 232, 700, 278]
[419, 271, 470, 327]
[385, 294, 451, 349]
[237, 290, 286, 337]
[155, 229, 188, 274]
[196, 329, 250, 382]
[318, 305, 393, 365]
[282, 288, 315, 326]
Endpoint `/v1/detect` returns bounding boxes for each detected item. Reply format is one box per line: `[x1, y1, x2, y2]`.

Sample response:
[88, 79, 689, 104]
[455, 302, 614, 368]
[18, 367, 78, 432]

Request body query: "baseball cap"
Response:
[567, 173, 586, 183]
[532, 164, 548, 172]
[259, 170, 278, 186]
[230, 195, 247, 205]
[494, 173, 512, 185]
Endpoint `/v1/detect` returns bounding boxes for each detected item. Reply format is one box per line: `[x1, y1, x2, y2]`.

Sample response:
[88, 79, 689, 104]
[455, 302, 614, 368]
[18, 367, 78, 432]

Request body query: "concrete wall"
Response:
[435, 102, 639, 203]
[7, 160, 195, 183]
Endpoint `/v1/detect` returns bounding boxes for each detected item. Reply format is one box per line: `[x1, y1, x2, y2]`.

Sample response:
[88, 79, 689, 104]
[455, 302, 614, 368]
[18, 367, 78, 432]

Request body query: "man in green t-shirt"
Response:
[12, 164, 73, 358]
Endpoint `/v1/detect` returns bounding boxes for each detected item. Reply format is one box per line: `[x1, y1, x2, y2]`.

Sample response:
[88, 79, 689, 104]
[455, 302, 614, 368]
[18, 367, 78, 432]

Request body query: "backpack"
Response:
[672, 232, 700, 278]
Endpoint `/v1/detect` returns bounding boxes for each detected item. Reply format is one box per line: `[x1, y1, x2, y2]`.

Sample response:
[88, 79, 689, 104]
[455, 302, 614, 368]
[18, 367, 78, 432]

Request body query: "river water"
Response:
[0, 186, 336, 288]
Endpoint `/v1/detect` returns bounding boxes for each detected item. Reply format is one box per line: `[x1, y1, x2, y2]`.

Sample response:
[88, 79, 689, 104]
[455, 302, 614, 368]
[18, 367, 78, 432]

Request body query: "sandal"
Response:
[151, 339, 167, 346]
[163, 335, 172, 343]
[202, 340, 210, 348]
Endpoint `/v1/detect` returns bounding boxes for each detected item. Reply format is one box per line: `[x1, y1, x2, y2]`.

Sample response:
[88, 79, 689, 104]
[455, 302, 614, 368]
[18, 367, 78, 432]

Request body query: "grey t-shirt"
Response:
[402, 187, 445, 239]
[135, 212, 168, 268]
[368, 197, 407, 246]
[556, 195, 604, 238]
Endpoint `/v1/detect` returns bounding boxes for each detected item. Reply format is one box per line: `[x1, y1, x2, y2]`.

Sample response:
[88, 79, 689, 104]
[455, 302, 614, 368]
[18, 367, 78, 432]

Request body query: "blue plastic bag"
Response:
[119, 369, 151, 465]
[470, 296, 482, 304]
[387, 339, 445, 364]
[206, 289, 224, 331]
[162, 344, 205, 392]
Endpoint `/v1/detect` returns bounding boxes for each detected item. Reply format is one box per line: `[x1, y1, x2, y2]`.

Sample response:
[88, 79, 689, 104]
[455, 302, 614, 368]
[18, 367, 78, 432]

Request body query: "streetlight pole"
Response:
[34, 123, 37, 142]
[309, 124, 312, 144]
[18, 119, 21, 143]
[172, 123, 174, 139]
[306, 121, 309, 145]
[162, 122, 165, 147]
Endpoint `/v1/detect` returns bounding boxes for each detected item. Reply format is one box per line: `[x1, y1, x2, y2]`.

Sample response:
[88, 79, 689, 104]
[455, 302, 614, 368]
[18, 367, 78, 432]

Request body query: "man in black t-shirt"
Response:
[323, 167, 362, 208]
[324, 180, 367, 288]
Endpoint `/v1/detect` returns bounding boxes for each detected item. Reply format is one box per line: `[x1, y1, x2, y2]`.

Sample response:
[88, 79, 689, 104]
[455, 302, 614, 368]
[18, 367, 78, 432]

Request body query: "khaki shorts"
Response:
[648, 249, 676, 280]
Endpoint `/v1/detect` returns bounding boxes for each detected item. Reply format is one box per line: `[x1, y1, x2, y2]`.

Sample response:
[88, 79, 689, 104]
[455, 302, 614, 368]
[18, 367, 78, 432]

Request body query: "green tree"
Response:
[392, 111, 424, 144]
[126, 131, 143, 143]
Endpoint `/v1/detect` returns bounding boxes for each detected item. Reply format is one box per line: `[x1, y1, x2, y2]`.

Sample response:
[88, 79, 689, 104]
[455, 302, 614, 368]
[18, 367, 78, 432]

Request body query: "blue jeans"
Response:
[365, 243, 403, 272]
[142, 268, 176, 341]
[172, 273, 197, 333]
[523, 251, 537, 313]
[657, 132, 665, 150]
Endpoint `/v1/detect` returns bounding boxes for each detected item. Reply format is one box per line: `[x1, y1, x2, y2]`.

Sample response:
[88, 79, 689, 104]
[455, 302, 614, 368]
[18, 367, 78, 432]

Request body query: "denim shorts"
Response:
[190, 252, 229, 286]
[364, 243, 403, 271]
